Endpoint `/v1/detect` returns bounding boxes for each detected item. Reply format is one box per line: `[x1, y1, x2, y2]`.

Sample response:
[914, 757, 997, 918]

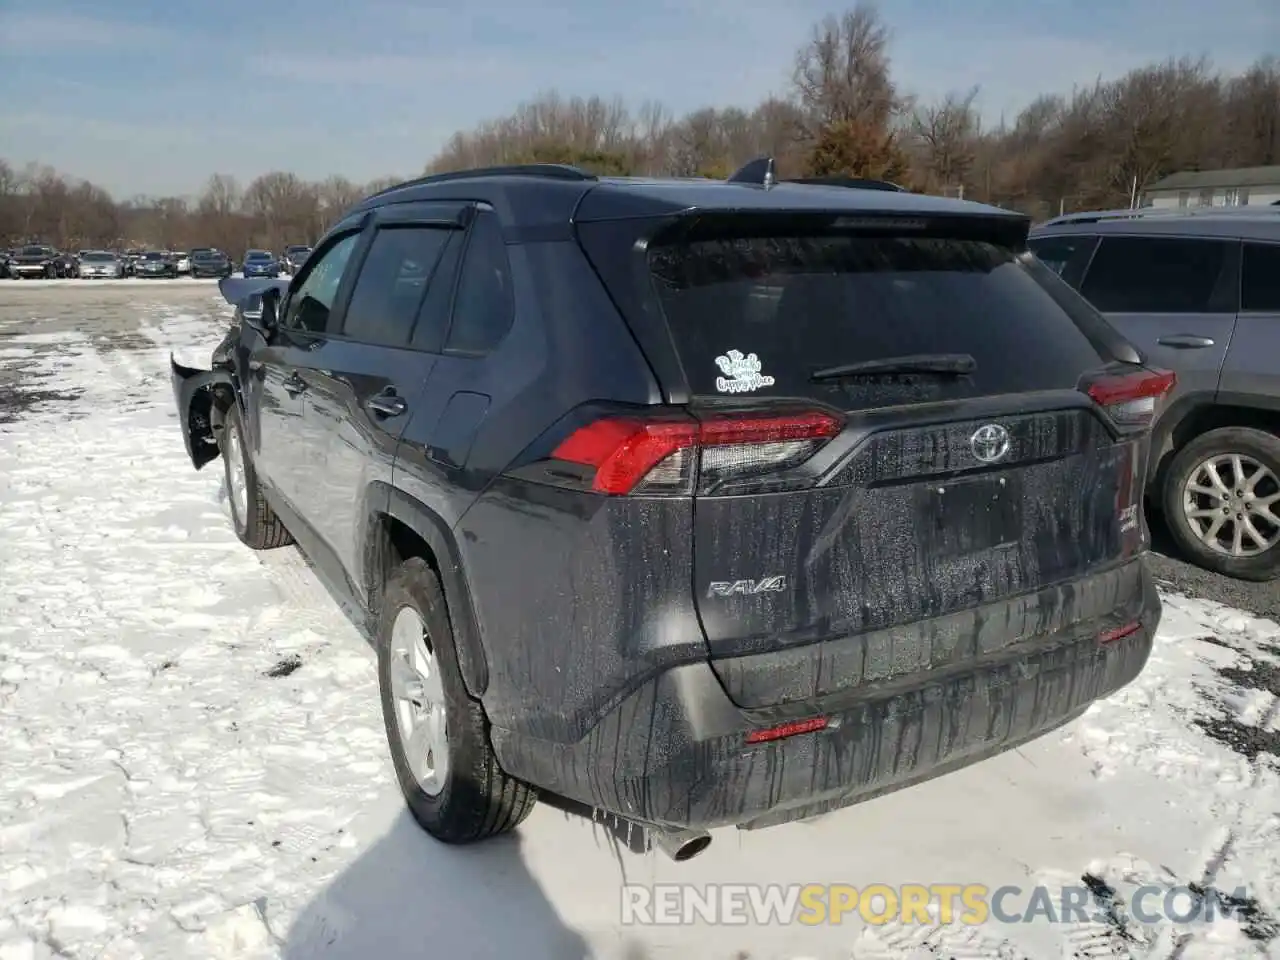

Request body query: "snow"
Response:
[0, 296, 1278, 960]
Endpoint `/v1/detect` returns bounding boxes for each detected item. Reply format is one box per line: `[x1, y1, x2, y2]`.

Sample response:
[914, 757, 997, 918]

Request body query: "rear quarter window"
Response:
[648, 231, 1107, 408]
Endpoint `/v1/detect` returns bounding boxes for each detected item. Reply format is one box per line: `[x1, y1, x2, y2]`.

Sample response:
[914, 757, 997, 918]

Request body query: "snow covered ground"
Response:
[0, 286, 1277, 960]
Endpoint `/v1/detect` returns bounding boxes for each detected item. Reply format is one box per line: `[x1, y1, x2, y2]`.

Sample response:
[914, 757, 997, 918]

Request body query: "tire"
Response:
[1161, 426, 1280, 582]
[220, 404, 293, 550]
[376, 557, 535, 844]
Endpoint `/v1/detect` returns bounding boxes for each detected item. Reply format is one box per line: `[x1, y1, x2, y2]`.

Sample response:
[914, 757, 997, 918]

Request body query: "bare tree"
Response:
[0, 158, 26, 244]
[910, 86, 980, 193]
[242, 171, 319, 250]
[1222, 56, 1280, 166]
[1097, 57, 1218, 203]
[792, 4, 903, 133]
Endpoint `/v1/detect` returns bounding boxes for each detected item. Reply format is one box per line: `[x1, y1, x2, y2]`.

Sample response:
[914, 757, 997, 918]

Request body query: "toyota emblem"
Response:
[969, 423, 1011, 463]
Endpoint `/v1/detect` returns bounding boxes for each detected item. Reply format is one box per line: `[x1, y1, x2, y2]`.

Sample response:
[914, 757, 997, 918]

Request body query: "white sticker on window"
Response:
[714, 350, 775, 394]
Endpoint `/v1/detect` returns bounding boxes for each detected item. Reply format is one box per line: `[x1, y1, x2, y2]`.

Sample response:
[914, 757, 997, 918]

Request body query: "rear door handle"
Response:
[365, 390, 407, 418]
[283, 372, 307, 395]
[1156, 335, 1215, 349]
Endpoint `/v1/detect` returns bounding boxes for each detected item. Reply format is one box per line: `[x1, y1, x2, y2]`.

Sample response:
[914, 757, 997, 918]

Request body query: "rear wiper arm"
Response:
[811, 353, 977, 381]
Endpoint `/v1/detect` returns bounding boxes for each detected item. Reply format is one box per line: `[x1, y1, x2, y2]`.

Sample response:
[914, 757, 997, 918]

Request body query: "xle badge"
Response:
[706, 576, 787, 598]
[715, 350, 775, 394]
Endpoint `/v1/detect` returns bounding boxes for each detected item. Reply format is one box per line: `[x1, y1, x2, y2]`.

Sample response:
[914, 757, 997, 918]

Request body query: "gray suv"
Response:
[1030, 207, 1280, 581]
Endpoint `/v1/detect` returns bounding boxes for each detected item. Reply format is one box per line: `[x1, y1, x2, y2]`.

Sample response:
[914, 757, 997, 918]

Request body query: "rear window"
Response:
[648, 231, 1107, 406]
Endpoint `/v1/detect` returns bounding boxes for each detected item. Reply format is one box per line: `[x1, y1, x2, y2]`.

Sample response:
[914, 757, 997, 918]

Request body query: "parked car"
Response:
[1030, 206, 1280, 581]
[242, 249, 280, 278]
[135, 250, 178, 278]
[77, 250, 126, 279]
[9, 244, 60, 278]
[171, 251, 192, 274]
[282, 244, 313, 274]
[123, 250, 145, 276]
[190, 249, 234, 278]
[172, 161, 1169, 860]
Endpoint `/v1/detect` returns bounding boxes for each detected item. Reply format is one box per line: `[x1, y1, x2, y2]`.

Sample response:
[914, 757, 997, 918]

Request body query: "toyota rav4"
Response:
[171, 161, 1170, 860]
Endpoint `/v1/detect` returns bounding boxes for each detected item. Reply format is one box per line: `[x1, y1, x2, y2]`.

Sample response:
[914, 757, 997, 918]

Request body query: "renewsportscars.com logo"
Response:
[620, 882, 1258, 927]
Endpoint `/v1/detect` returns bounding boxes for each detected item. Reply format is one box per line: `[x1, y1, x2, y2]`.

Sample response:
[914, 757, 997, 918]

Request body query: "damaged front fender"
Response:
[170, 355, 236, 470]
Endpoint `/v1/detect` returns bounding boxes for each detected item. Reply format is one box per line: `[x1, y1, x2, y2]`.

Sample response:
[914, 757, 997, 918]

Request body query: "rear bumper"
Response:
[491, 558, 1160, 831]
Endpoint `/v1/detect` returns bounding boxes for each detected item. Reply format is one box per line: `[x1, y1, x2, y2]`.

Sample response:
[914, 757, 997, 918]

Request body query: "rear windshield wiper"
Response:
[811, 353, 977, 382]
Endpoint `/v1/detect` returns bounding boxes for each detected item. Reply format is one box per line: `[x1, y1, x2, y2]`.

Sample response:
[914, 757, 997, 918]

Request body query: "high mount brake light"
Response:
[551, 410, 843, 495]
[1085, 368, 1175, 430]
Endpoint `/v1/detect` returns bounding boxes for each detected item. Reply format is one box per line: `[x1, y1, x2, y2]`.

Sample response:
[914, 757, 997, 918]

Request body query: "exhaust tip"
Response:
[649, 826, 712, 862]
[671, 833, 712, 861]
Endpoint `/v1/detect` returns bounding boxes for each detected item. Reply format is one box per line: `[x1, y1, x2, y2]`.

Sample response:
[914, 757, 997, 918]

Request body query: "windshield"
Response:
[192, 250, 221, 260]
[142, 252, 164, 260]
[21, 246, 51, 256]
[246, 251, 273, 261]
[82, 252, 114, 262]
[287, 246, 311, 255]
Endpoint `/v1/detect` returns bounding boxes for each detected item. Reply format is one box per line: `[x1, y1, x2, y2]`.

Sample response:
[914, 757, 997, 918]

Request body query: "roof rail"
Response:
[363, 163, 598, 201]
[786, 176, 908, 192]
[1043, 204, 1280, 227]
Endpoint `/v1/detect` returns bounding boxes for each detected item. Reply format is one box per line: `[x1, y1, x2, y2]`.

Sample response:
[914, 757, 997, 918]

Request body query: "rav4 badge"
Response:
[707, 576, 787, 598]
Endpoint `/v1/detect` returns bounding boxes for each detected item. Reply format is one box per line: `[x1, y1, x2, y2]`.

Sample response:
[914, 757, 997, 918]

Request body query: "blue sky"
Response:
[2, 0, 1276, 198]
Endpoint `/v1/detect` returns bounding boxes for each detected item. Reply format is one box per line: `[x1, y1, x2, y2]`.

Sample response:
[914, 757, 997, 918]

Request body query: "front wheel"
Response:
[376, 558, 536, 844]
[220, 405, 294, 550]
[1162, 426, 1280, 581]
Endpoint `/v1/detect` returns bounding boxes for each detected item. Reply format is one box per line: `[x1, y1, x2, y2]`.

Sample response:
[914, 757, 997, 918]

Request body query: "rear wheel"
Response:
[220, 405, 293, 550]
[1162, 426, 1280, 581]
[376, 557, 535, 844]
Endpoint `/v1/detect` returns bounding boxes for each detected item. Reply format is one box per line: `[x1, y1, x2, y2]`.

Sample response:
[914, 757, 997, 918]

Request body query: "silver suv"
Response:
[1030, 207, 1280, 581]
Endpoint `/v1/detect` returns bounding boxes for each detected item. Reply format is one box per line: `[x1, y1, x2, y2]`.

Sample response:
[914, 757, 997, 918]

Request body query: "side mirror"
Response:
[243, 287, 280, 337]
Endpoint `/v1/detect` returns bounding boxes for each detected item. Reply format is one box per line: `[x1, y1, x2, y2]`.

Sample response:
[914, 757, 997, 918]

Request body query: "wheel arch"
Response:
[363, 486, 489, 699]
[1149, 393, 1280, 499]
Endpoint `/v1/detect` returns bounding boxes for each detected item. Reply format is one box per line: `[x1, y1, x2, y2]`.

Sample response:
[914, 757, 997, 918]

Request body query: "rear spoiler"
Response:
[217, 275, 289, 313]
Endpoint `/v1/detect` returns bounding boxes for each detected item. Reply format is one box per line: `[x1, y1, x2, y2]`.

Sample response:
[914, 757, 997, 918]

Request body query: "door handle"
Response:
[1156, 335, 1215, 349]
[283, 372, 307, 395]
[365, 389, 408, 418]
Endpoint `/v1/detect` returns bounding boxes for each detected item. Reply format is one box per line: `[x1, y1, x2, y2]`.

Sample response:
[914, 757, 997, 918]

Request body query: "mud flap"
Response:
[170, 356, 234, 470]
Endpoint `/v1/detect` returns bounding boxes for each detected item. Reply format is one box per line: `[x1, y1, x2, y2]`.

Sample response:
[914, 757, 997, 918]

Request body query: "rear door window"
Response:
[341, 226, 450, 347]
[1027, 234, 1098, 287]
[1242, 242, 1280, 312]
[1079, 236, 1233, 313]
[648, 230, 1106, 407]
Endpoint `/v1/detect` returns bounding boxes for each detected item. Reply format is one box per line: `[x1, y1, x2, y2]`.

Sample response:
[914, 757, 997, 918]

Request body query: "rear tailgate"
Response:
[582, 207, 1167, 710]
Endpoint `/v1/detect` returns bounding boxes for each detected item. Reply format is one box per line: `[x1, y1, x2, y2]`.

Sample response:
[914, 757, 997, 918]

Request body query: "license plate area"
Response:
[921, 473, 1022, 557]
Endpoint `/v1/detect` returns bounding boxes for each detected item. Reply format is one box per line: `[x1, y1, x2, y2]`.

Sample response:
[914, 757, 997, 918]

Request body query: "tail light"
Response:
[1084, 367, 1175, 431]
[550, 409, 843, 496]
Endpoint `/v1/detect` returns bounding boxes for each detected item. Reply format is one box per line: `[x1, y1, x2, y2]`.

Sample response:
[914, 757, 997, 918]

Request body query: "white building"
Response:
[1142, 165, 1280, 209]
